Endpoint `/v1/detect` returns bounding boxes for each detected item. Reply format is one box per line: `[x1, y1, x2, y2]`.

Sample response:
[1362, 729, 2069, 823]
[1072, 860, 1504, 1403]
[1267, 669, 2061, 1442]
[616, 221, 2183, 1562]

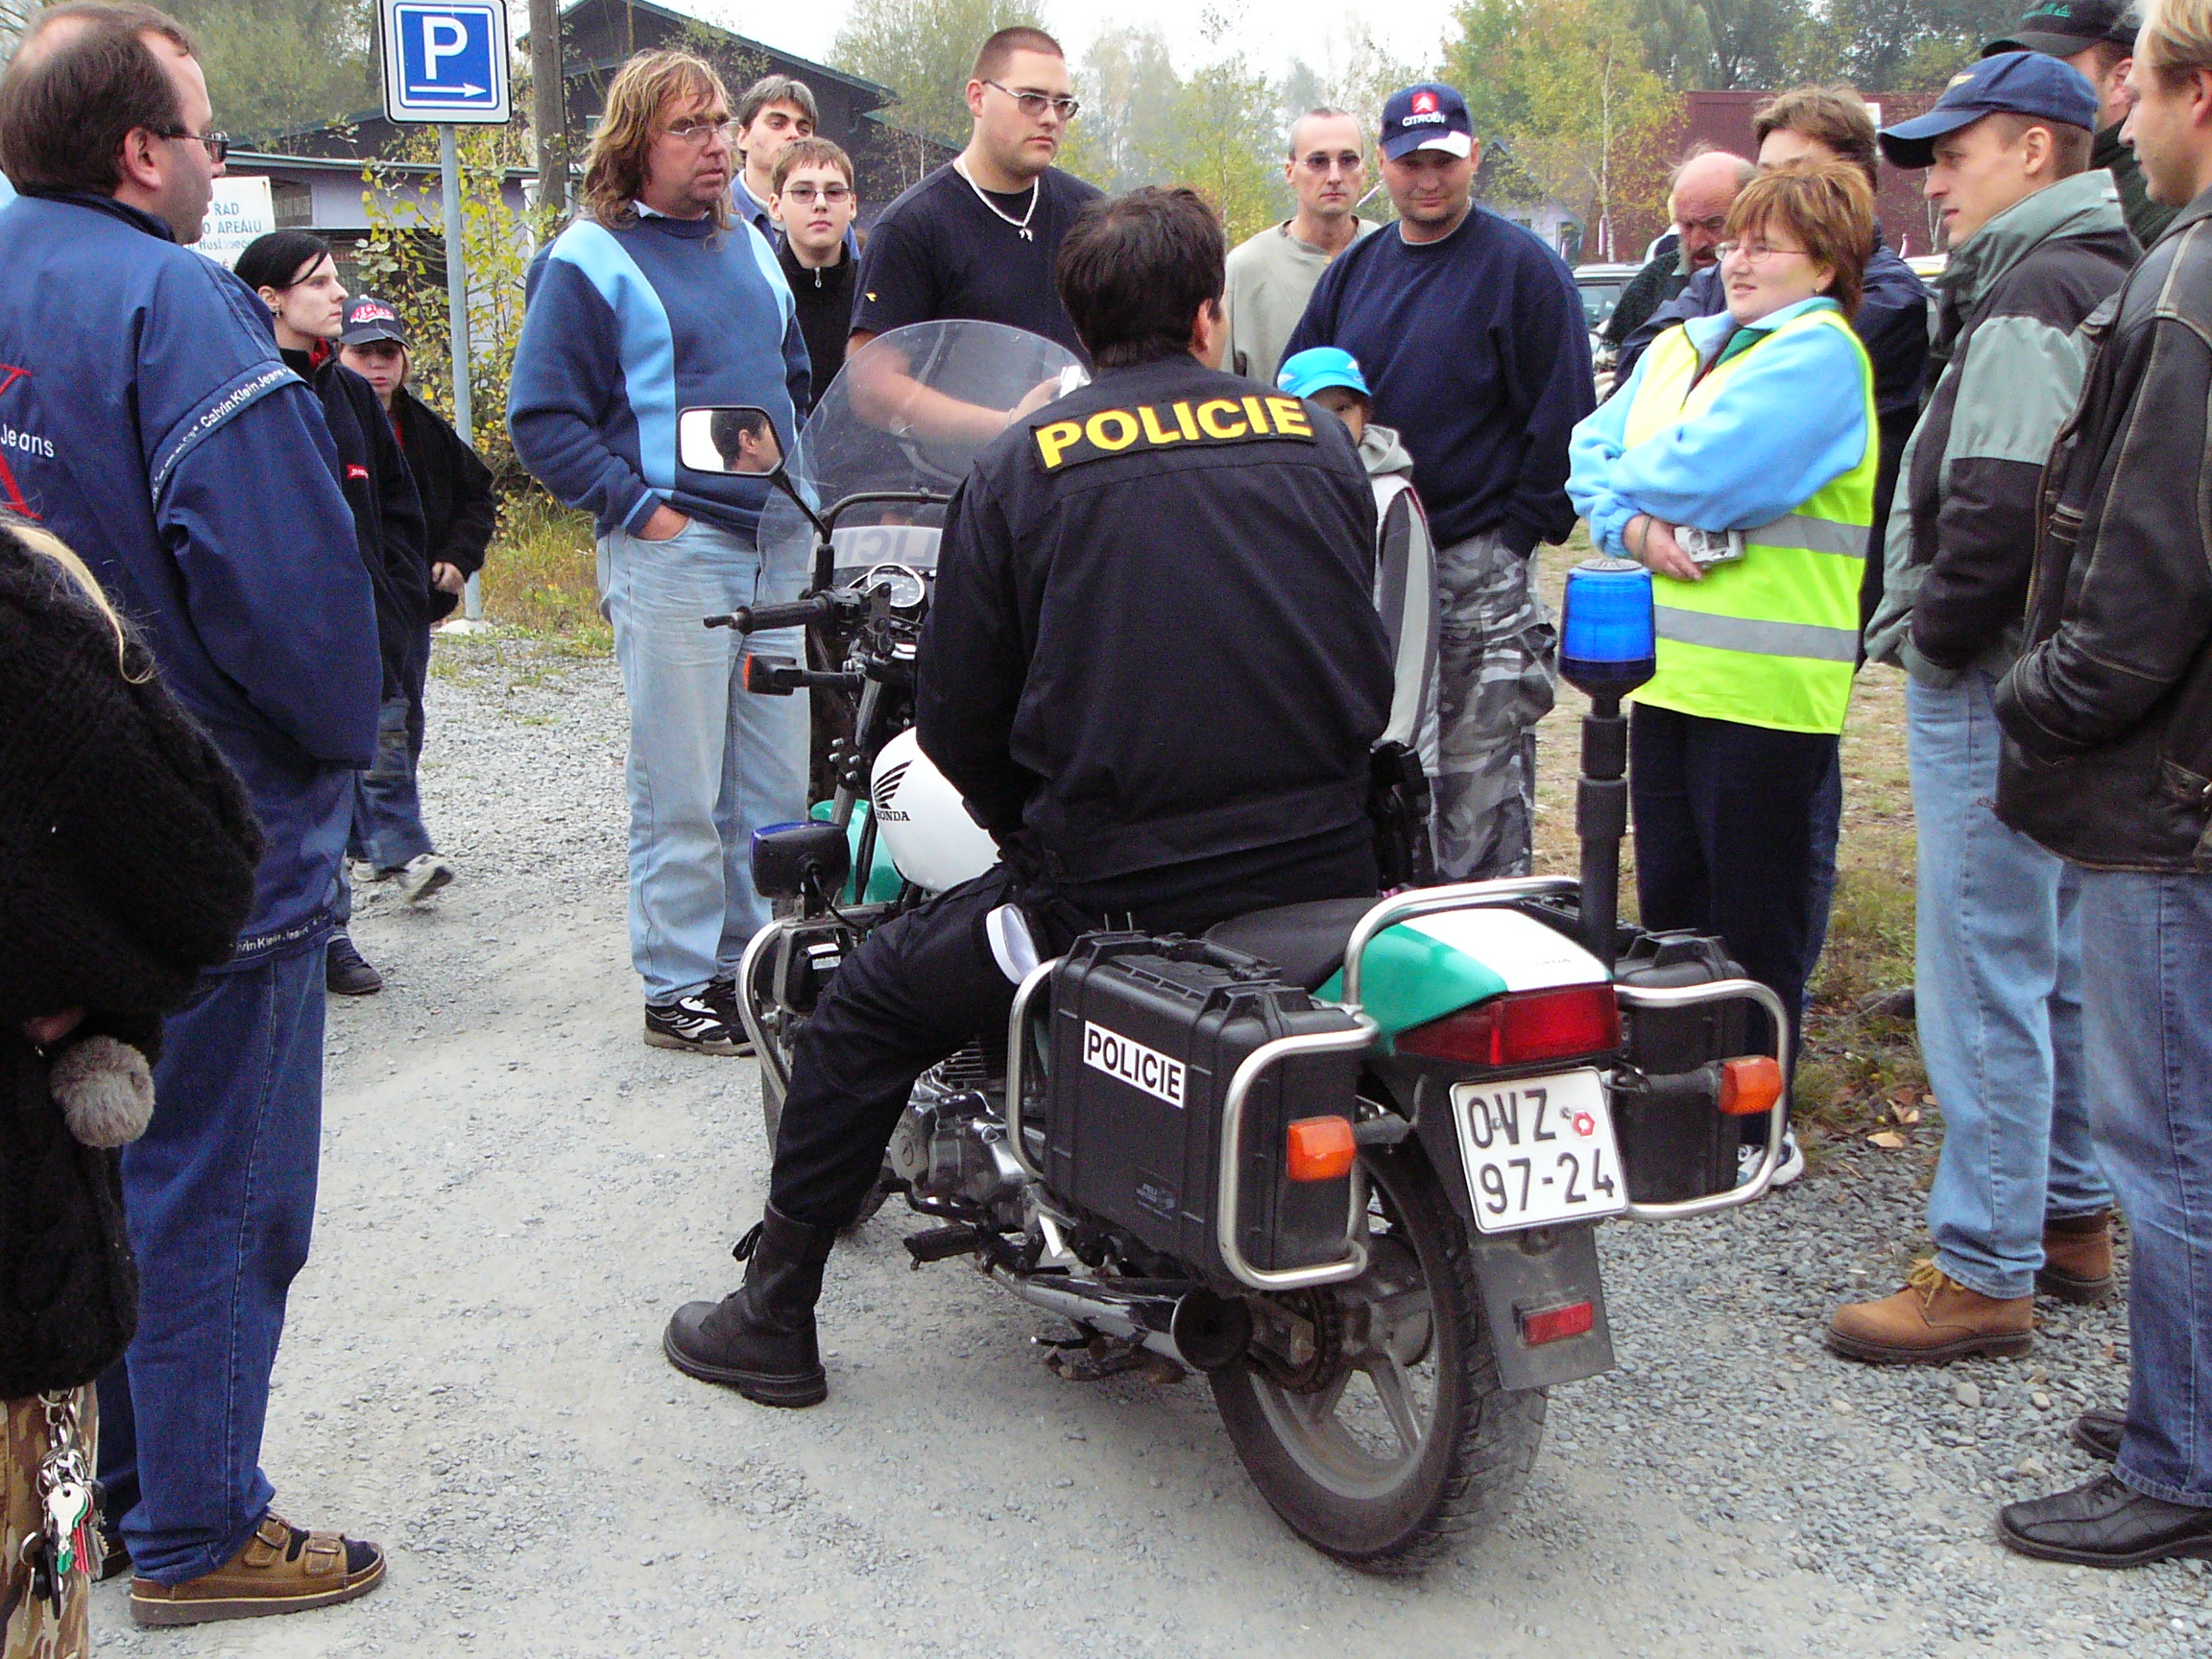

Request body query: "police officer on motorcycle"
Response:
[662, 186, 1396, 1407]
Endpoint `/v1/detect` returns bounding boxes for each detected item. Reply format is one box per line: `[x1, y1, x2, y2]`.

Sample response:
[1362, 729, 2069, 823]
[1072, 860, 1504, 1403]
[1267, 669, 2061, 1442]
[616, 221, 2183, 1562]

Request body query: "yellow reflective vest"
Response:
[1621, 305, 1876, 735]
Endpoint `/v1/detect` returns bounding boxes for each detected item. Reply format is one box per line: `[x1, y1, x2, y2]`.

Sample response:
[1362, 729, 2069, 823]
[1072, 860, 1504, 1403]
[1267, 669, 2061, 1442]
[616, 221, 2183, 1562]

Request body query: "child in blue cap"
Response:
[1279, 347, 1441, 832]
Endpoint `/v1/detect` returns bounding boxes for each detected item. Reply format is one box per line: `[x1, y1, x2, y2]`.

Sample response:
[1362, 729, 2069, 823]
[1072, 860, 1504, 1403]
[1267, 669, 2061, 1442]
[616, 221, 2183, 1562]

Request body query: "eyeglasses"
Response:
[1716, 240, 1808, 264]
[1297, 151, 1364, 174]
[780, 183, 852, 205]
[664, 116, 734, 145]
[983, 80, 1080, 120]
[155, 126, 228, 164]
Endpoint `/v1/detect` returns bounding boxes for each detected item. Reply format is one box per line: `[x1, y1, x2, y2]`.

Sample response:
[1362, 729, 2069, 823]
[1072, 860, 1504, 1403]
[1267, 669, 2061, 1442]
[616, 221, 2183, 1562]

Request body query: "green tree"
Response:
[1152, 54, 1281, 243]
[830, 0, 1047, 151]
[1448, 0, 1676, 259]
[1062, 23, 1181, 191]
[165, 0, 378, 144]
[355, 123, 536, 485]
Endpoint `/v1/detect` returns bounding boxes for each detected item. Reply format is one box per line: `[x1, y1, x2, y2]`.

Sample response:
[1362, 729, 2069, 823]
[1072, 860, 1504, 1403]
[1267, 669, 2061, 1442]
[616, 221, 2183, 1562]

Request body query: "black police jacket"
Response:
[915, 352, 1393, 884]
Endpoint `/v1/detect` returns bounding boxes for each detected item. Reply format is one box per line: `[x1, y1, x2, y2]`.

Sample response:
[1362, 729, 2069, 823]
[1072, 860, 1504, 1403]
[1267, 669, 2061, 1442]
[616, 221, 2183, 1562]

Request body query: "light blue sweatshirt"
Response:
[1567, 297, 1871, 558]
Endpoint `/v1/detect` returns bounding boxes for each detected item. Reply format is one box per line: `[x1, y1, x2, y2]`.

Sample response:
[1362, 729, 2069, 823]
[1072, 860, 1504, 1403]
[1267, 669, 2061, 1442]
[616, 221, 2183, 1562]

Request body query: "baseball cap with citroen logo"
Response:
[1380, 84, 1475, 161]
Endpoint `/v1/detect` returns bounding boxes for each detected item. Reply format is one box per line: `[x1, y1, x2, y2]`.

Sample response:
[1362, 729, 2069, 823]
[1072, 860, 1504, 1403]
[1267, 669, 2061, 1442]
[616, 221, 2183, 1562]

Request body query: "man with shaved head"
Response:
[1221, 106, 1379, 385]
[0, 1, 387, 1625]
[1599, 146, 1755, 364]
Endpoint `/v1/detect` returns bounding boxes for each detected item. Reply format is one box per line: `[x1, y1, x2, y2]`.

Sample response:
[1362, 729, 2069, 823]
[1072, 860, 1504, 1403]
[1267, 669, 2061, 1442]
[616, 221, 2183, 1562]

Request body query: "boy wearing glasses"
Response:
[771, 136, 859, 407]
[1221, 108, 1377, 386]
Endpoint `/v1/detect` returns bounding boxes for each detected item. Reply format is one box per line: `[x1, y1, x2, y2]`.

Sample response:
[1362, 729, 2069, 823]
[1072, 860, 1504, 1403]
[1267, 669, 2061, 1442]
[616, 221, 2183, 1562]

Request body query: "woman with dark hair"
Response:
[1, 517, 263, 1657]
[1567, 159, 1880, 1188]
[233, 231, 434, 997]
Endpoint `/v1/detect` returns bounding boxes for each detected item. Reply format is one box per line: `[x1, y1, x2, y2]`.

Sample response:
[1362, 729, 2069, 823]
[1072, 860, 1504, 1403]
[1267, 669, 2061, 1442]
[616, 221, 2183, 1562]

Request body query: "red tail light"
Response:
[1396, 984, 1621, 1068]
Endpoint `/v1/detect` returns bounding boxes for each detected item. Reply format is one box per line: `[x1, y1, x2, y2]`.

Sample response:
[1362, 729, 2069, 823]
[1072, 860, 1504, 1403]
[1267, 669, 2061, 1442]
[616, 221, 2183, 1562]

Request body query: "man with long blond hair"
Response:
[510, 49, 811, 1055]
[1989, 0, 2212, 1570]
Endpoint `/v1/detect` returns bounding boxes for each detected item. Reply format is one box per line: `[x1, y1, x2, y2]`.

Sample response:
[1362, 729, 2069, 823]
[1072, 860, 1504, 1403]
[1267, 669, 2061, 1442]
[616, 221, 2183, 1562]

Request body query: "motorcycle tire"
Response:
[1210, 1139, 1546, 1574]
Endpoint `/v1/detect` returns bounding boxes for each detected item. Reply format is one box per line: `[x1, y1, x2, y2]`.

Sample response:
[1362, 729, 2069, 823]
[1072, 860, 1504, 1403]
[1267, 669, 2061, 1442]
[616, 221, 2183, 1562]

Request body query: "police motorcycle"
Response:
[688, 321, 1792, 1573]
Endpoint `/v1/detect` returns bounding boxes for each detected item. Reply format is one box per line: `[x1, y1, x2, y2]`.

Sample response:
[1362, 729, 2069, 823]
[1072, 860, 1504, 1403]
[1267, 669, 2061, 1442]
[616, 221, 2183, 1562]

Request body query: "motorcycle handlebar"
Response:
[703, 592, 839, 633]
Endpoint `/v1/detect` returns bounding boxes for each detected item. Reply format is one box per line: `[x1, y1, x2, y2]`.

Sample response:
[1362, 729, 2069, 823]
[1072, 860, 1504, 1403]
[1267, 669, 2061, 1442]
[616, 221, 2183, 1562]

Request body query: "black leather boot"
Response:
[662, 1205, 837, 1407]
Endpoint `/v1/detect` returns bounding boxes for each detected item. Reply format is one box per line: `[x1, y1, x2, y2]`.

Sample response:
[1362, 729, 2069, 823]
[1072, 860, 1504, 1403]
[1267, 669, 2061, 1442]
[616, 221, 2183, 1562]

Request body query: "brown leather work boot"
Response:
[1825, 1259, 2034, 1364]
[2038, 1210, 2115, 1305]
[130, 1514, 385, 1626]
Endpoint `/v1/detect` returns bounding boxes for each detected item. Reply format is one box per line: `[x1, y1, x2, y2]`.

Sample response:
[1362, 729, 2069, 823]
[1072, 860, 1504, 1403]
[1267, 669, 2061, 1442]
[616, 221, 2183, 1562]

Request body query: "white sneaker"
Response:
[349, 858, 386, 886]
[397, 853, 455, 904]
[1738, 1128, 1805, 1190]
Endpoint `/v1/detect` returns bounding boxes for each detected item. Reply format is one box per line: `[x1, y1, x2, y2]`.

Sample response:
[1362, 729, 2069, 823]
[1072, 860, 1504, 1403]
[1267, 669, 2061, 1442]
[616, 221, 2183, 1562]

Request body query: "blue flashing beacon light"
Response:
[1557, 556, 1653, 966]
[1559, 556, 1656, 700]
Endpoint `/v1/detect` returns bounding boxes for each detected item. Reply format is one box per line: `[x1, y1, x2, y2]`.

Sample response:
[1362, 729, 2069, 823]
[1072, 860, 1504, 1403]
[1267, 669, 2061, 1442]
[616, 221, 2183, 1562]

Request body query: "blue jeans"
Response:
[598, 517, 807, 1003]
[1910, 673, 2109, 1300]
[350, 629, 434, 873]
[96, 948, 327, 1583]
[2079, 866, 2212, 1507]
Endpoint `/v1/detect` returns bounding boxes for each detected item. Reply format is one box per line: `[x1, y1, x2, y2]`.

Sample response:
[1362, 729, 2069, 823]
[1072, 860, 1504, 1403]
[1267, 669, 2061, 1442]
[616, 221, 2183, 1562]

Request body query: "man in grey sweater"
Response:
[1220, 107, 1377, 386]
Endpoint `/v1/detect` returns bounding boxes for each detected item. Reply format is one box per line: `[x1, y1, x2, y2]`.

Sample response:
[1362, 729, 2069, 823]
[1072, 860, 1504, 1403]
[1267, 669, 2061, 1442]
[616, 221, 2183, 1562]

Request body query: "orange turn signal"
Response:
[1286, 1116, 1357, 1182]
[1718, 1055, 1785, 1118]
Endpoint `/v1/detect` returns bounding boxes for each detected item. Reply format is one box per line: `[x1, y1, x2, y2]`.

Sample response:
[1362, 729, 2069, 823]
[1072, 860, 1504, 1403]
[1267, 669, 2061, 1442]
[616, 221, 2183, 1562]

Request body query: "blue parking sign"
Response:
[380, 0, 511, 124]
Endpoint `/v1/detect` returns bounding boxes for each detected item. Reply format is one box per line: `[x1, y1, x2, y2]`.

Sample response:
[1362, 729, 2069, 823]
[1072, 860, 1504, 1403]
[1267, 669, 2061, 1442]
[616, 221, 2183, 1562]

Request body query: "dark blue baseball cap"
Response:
[1380, 84, 1475, 161]
[1876, 50, 2101, 168]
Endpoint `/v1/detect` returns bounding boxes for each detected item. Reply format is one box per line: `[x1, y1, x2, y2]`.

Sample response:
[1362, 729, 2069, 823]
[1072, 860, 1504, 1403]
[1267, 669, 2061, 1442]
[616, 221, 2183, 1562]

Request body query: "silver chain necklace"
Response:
[953, 157, 1039, 241]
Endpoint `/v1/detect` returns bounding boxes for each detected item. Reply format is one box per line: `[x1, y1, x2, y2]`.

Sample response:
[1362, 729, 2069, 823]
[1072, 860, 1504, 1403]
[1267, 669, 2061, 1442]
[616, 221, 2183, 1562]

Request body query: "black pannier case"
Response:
[1610, 929, 1754, 1202]
[1046, 934, 1364, 1286]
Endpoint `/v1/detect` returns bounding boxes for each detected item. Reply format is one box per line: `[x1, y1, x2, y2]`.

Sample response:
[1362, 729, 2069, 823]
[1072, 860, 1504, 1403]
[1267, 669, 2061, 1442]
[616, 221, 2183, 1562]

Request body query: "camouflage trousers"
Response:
[2, 1389, 94, 1659]
[1432, 530, 1557, 880]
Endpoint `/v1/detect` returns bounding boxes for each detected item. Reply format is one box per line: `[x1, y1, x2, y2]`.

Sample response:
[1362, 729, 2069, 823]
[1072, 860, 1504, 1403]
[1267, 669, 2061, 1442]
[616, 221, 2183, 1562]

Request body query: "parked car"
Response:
[1575, 262, 1642, 348]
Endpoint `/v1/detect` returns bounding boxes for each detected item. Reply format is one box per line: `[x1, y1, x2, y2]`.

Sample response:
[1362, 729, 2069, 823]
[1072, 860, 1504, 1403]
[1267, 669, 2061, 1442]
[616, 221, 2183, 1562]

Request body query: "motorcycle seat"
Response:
[1203, 895, 1380, 992]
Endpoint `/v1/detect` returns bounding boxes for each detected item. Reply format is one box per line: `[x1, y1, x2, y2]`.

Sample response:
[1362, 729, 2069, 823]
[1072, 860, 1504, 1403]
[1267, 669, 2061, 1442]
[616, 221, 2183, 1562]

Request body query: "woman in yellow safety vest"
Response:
[1566, 159, 1878, 1189]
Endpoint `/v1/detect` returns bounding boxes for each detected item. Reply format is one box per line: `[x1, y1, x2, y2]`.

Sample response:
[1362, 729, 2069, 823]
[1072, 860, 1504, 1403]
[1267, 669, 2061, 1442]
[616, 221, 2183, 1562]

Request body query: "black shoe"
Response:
[1858, 984, 1915, 1020]
[663, 1204, 836, 1407]
[2072, 1405, 2125, 1462]
[701, 976, 756, 1057]
[96, 1522, 131, 1582]
[325, 934, 383, 996]
[644, 992, 746, 1055]
[1998, 1472, 2212, 1567]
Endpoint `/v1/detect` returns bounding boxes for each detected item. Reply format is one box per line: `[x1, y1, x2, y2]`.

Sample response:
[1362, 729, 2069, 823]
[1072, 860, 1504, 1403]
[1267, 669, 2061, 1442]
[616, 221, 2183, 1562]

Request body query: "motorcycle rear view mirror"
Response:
[678, 405, 830, 540]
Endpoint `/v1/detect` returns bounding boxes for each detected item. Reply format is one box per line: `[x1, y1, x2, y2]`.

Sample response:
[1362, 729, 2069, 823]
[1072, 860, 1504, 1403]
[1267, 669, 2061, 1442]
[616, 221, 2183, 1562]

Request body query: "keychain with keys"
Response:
[28, 1390, 98, 1618]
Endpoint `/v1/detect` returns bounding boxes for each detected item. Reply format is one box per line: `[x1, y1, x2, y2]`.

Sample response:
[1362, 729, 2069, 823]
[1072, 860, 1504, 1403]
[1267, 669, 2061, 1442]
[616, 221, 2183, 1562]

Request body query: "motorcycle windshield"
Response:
[760, 320, 1083, 594]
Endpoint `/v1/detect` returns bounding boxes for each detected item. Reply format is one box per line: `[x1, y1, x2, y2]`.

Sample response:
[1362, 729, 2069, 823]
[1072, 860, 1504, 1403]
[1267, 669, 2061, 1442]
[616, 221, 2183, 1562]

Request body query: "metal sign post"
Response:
[379, 0, 511, 620]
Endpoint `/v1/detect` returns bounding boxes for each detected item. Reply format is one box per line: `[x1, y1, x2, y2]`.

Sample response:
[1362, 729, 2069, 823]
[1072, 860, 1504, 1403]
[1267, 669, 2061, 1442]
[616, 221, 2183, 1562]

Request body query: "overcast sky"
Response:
[715, 2, 1463, 87]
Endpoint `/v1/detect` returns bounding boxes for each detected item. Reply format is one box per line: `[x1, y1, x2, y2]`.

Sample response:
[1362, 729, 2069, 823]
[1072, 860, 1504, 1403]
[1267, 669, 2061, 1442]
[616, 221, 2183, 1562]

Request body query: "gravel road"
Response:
[88, 637, 2203, 1659]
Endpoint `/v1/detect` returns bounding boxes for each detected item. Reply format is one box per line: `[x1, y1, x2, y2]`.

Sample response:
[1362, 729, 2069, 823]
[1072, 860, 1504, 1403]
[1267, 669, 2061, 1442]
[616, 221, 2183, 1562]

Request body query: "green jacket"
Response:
[1864, 170, 2137, 685]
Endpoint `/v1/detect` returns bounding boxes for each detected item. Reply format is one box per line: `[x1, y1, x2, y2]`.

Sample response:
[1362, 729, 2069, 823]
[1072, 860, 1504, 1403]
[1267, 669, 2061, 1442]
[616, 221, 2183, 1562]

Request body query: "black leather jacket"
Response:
[1994, 188, 2212, 872]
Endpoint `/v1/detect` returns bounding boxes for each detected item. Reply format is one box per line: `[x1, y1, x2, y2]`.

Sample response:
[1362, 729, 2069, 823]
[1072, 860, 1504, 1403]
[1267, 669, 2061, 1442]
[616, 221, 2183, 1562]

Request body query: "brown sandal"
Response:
[129, 1513, 385, 1626]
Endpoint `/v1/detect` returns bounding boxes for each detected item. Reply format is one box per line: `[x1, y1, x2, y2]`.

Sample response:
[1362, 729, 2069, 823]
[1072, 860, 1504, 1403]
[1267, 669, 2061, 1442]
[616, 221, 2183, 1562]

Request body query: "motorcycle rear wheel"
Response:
[1211, 1141, 1546, 1573]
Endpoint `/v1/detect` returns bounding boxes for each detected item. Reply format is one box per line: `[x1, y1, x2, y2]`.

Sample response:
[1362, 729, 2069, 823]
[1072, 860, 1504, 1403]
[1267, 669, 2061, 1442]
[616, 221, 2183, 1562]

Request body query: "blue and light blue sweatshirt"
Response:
[510, 210, 810, 541]
[1567, 298, 1871, 557]
[1283, 207, 1595, 553]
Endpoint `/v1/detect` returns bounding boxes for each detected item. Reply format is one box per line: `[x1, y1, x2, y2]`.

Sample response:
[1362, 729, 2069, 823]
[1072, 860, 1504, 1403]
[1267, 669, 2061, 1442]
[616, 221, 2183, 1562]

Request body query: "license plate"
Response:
[1449, 1069, 1628, 1233]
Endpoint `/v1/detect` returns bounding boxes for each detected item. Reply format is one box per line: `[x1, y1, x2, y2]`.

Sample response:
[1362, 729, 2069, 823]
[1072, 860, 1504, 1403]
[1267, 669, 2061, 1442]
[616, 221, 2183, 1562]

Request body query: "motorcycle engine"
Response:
[888, 1043, 1024, 1208]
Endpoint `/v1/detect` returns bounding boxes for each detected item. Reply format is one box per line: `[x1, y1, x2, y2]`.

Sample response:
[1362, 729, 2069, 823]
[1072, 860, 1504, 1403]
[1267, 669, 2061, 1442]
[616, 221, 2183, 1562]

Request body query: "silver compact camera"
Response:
[1676, 527, 1746, 567]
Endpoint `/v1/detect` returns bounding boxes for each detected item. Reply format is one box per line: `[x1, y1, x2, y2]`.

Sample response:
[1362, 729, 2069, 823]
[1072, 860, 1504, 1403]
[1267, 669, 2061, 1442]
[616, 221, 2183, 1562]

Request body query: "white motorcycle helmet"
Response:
[870, 729, 1000, 894]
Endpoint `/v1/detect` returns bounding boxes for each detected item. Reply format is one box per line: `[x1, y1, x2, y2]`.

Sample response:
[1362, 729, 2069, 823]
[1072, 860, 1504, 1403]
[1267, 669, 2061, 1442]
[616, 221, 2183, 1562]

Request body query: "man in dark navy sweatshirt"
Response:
[1286, 83, 1594, 881]
[510, 48, 812, 1057]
